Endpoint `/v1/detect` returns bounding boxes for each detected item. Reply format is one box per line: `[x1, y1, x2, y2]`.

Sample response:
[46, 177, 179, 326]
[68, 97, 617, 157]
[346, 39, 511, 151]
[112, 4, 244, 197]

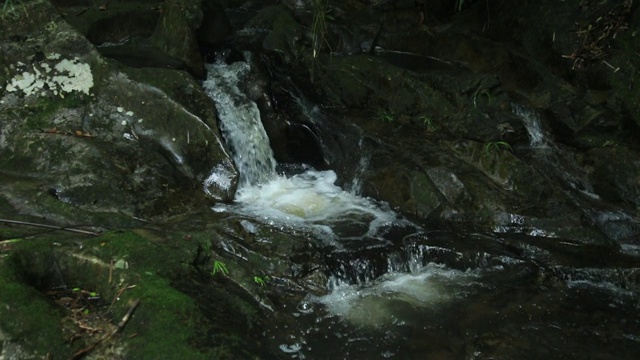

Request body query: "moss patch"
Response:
[0, 255, 72, 358]
[0, 228, 263, 359]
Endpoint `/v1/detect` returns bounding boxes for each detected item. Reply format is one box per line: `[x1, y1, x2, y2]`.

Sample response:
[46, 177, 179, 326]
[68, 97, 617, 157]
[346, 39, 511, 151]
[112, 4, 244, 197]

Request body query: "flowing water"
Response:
[203, 58, 640, 359]
[204, 59, 405, 246]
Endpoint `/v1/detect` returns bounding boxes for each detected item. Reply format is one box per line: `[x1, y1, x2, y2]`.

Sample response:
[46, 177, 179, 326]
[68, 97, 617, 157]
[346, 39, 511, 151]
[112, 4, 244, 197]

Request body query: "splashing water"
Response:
[315, 263, 476, 327]
[512, 103, 547, 148]
[204, 59, 399, 241]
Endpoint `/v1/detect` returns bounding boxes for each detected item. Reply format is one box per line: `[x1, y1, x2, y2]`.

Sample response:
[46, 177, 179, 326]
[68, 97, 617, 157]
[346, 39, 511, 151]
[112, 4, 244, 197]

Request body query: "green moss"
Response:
[98, 230, 192, 273]
[0, 257, 72, 358]
[0, 230, 216, 359]
[122, 274, 206, 359]
[95, 230, 244, 358]
[0, 226, 267, 359]
[25, 94, 89, 130]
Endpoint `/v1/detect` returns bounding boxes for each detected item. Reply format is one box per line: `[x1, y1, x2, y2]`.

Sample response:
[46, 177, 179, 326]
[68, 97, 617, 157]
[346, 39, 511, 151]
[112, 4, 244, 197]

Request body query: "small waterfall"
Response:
[203, 61, 277, 187]
[203, 58, 403, 245]
[512, 103, 548, 148]
[513, 103, 600, 198]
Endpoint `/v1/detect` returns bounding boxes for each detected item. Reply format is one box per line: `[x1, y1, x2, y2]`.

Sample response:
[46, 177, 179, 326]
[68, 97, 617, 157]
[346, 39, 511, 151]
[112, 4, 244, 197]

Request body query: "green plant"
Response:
[253, 276, 268, 287]
[211, 260, 228, 276]
[2, 0, 13, 17]
[455, 0, 464, 12]
[484, 141, 512, 156]
[2, 0, 26, 18]
[377, 110, 395, 123]
[311, 0, 333, 58]
[419, 115, 434, 130]
[201, 240, 211, 253]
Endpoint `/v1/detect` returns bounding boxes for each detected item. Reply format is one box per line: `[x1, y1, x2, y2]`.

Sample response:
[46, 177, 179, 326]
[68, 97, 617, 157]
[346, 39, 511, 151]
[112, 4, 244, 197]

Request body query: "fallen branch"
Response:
[116, 298, 140, 331]
[0, 218, 100, 236]
[71, 298, 140, 360]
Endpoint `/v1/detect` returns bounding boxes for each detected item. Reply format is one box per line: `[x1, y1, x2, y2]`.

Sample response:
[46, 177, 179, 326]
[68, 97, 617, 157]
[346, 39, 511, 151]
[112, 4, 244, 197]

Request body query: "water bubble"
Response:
[297, 301, 314, 314]
[279, 343, 302, 353]
[240, 220, 257, 234]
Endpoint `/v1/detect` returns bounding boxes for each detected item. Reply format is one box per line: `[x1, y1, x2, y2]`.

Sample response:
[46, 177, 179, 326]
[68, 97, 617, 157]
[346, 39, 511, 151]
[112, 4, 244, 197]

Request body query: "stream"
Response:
[1, 1, 640, 358]
[202, 56, 640, 359]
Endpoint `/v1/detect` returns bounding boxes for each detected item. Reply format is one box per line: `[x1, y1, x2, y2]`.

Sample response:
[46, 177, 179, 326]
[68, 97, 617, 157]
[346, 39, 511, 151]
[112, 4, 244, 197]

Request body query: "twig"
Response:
[116, 298, 140, 331]
[602, 60, 621, 72]
[108, 259, 113, 284]
[71, 299, 140, 360]
[0, 219, 100, 236]
[109, 284, 136, 310]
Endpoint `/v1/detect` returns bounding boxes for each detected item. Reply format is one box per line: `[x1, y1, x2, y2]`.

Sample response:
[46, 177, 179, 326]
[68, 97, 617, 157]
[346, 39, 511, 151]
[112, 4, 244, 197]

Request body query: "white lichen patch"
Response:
[5, 54, 93, 97]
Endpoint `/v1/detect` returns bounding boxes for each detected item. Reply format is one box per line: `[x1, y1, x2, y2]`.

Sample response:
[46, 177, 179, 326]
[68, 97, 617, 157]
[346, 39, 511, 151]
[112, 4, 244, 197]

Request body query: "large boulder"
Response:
[0, 0, 238, 222]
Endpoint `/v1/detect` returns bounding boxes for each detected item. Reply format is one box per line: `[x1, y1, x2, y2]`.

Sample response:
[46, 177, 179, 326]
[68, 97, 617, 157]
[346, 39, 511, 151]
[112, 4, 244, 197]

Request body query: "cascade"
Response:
[200, 57, 640, 360]
[201, 57, 469, 324]
[513, 103, 599, 198]
[512, 103, 548, 148]
[203, 57, 405, 247]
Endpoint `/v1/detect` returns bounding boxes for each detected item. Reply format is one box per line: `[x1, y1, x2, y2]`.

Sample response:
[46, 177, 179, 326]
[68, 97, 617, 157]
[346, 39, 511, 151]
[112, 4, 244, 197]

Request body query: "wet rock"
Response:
[0, 0, 237, 221]
[53, 0, 206, 77]
[198, 0, 233, 47]
[150, 0, 205, 78]
[245, 5, 307, 64]
[587, 147, 640, 209]
[312, 54, 458, 119]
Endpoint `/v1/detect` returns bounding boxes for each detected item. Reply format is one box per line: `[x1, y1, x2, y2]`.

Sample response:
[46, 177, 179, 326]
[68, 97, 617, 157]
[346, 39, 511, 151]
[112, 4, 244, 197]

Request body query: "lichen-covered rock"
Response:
[0, 0, 237, 221]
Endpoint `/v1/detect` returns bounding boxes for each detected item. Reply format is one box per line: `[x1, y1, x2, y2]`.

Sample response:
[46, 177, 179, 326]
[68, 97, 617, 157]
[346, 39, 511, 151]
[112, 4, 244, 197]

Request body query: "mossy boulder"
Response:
[0, 0, 237, 221]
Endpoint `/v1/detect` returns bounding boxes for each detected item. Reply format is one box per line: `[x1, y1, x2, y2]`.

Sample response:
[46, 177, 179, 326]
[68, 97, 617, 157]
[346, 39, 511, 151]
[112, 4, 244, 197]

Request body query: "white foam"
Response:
[217, 169, 398, 241]
[315, 263, 475, 327]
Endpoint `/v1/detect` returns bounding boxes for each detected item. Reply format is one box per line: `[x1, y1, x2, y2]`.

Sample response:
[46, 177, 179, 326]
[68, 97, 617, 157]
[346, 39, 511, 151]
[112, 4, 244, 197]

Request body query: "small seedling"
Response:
[1, 0, 27, 18]
[2, 0, 13, 14]
[212, 260, 228, 276]
[484, 141, 512, 156]
[253, 276, 268, 287]
[419, 115, 435, 131]
[377, 111, 394, 123]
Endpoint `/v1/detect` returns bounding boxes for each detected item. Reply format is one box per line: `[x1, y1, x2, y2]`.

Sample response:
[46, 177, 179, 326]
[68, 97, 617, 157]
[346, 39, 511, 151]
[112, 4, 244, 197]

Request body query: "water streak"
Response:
[203, 61, 277, 187]
[513, 104, 548, 148]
